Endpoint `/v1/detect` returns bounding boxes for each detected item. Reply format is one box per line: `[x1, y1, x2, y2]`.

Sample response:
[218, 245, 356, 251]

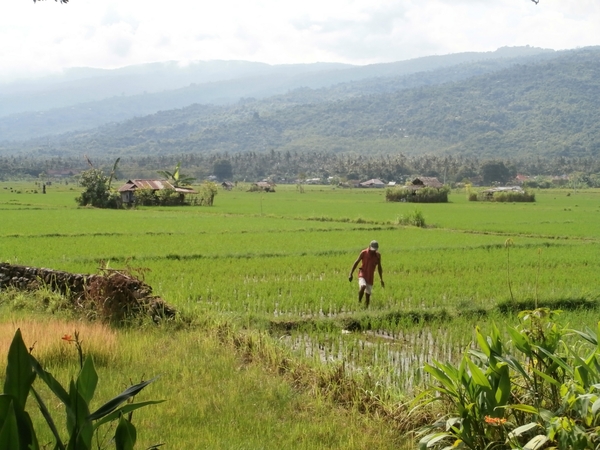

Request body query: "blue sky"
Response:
[2, 0, 599, 82]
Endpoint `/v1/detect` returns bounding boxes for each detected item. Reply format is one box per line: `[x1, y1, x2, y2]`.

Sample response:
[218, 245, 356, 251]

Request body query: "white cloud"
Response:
[0, 0, 599, 82]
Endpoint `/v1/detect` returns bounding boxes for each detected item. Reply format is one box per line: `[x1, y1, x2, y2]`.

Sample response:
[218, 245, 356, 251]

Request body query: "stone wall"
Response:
[0, 262, 176, 321]
[0, 262, 90, 296]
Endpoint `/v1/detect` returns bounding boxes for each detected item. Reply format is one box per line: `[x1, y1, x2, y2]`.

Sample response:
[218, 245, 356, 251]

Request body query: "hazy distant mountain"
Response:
[4, 46, 600, 163]
[0, 46, 556, 141]
[0, 60, 352, 118]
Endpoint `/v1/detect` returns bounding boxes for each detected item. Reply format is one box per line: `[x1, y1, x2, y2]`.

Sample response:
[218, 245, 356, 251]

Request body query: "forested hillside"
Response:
[2, 46, 598, 164]
[0, 47, 556, 141]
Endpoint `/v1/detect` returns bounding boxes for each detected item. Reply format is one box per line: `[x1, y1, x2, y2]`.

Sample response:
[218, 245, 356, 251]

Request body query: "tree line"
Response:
[2, 152, 600, 187]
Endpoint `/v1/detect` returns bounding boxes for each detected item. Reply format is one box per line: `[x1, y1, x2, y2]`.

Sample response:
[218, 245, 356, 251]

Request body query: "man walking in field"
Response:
[348, 240, 384, 307]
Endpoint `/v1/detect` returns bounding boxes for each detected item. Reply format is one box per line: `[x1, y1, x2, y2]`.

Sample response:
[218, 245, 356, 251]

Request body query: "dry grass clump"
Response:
[82, 267, 176, 324]
[0, 319, 118, 371]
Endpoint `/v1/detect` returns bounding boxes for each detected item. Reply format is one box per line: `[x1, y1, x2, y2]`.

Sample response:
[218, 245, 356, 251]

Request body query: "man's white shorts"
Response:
[358, 277, 372, 295]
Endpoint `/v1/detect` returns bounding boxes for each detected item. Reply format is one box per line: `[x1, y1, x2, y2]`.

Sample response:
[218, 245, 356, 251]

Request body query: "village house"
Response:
[400, 177, 444, 193]
[252, 181, 276, 192]
[305, 177, 322, 185]
[359, 178, 386, 188]
[480, 186, 525, 200]
[411, 177, 443, 188]
[514, 174, 530, 185]
[118, 179, 196, 205]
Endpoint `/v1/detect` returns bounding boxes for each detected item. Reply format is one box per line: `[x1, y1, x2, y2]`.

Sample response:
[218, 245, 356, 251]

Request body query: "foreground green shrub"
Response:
[415, 309, 600, 449]
[75, 169, 120, 209]
[0, 329, 162, 450]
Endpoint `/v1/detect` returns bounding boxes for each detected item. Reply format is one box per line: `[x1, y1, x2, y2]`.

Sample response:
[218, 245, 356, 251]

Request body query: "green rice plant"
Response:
[396, 209, 426, 227]
[2, 181, 600, 419]
[535, 248, 542, 309]
[505, 238, 515, 303]
[0, 328, 162, 450]
[4, 229, 596, 320]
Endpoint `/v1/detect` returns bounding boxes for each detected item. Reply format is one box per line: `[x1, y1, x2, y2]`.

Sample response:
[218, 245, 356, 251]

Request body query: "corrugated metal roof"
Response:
[118, 181, 136, 192]
[118, 179, 196, 194]
[360, 178, 385, 186]
[482, 186, 524, 194]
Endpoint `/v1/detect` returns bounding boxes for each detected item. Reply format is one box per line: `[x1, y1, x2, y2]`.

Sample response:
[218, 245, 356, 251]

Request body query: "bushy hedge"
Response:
[523, 180, 553, 189]
[134, 188, 159, 206]
[75, 168, 120, 208]
[133, 183, 217, 207]
[134, 188, 184, 206]
[386, 186, 449, 203]
[156, 188, 183, 206]
[190, 182, 218, 206]
[471, 191, 536, 202]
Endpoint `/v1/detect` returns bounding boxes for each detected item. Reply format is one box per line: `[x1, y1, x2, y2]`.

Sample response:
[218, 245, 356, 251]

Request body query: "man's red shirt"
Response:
[357, 248, 381, 285]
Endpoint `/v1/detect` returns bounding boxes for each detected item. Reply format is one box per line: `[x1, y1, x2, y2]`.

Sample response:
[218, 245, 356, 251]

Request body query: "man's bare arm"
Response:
[349, 255, 361, 281]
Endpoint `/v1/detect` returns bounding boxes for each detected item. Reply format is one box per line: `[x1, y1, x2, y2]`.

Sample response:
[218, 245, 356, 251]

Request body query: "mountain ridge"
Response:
[0, 46, 554, 135]
[2, 46, 598, 165]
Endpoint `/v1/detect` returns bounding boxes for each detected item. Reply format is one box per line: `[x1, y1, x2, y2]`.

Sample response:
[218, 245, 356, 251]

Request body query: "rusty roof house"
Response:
[118, 179, 196, 205]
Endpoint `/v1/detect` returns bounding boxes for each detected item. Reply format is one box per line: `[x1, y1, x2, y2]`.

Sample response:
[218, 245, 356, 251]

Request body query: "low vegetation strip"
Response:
[265, 298, 599, 334]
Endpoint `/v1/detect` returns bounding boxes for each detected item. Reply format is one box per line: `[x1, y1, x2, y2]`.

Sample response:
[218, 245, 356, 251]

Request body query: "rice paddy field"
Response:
[1, 180, 600, 448]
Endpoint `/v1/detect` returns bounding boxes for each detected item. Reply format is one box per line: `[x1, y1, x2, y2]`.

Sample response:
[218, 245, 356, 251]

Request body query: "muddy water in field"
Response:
[280, 328, 469, 392]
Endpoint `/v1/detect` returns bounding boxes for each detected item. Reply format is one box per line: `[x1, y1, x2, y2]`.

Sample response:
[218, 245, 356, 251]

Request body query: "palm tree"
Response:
[107, 157, 120, 190]
[157, 162, 195, 187]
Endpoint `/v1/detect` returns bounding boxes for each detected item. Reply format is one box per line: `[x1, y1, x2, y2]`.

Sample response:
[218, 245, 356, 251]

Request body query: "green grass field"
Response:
[1, 180, 599, 448]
